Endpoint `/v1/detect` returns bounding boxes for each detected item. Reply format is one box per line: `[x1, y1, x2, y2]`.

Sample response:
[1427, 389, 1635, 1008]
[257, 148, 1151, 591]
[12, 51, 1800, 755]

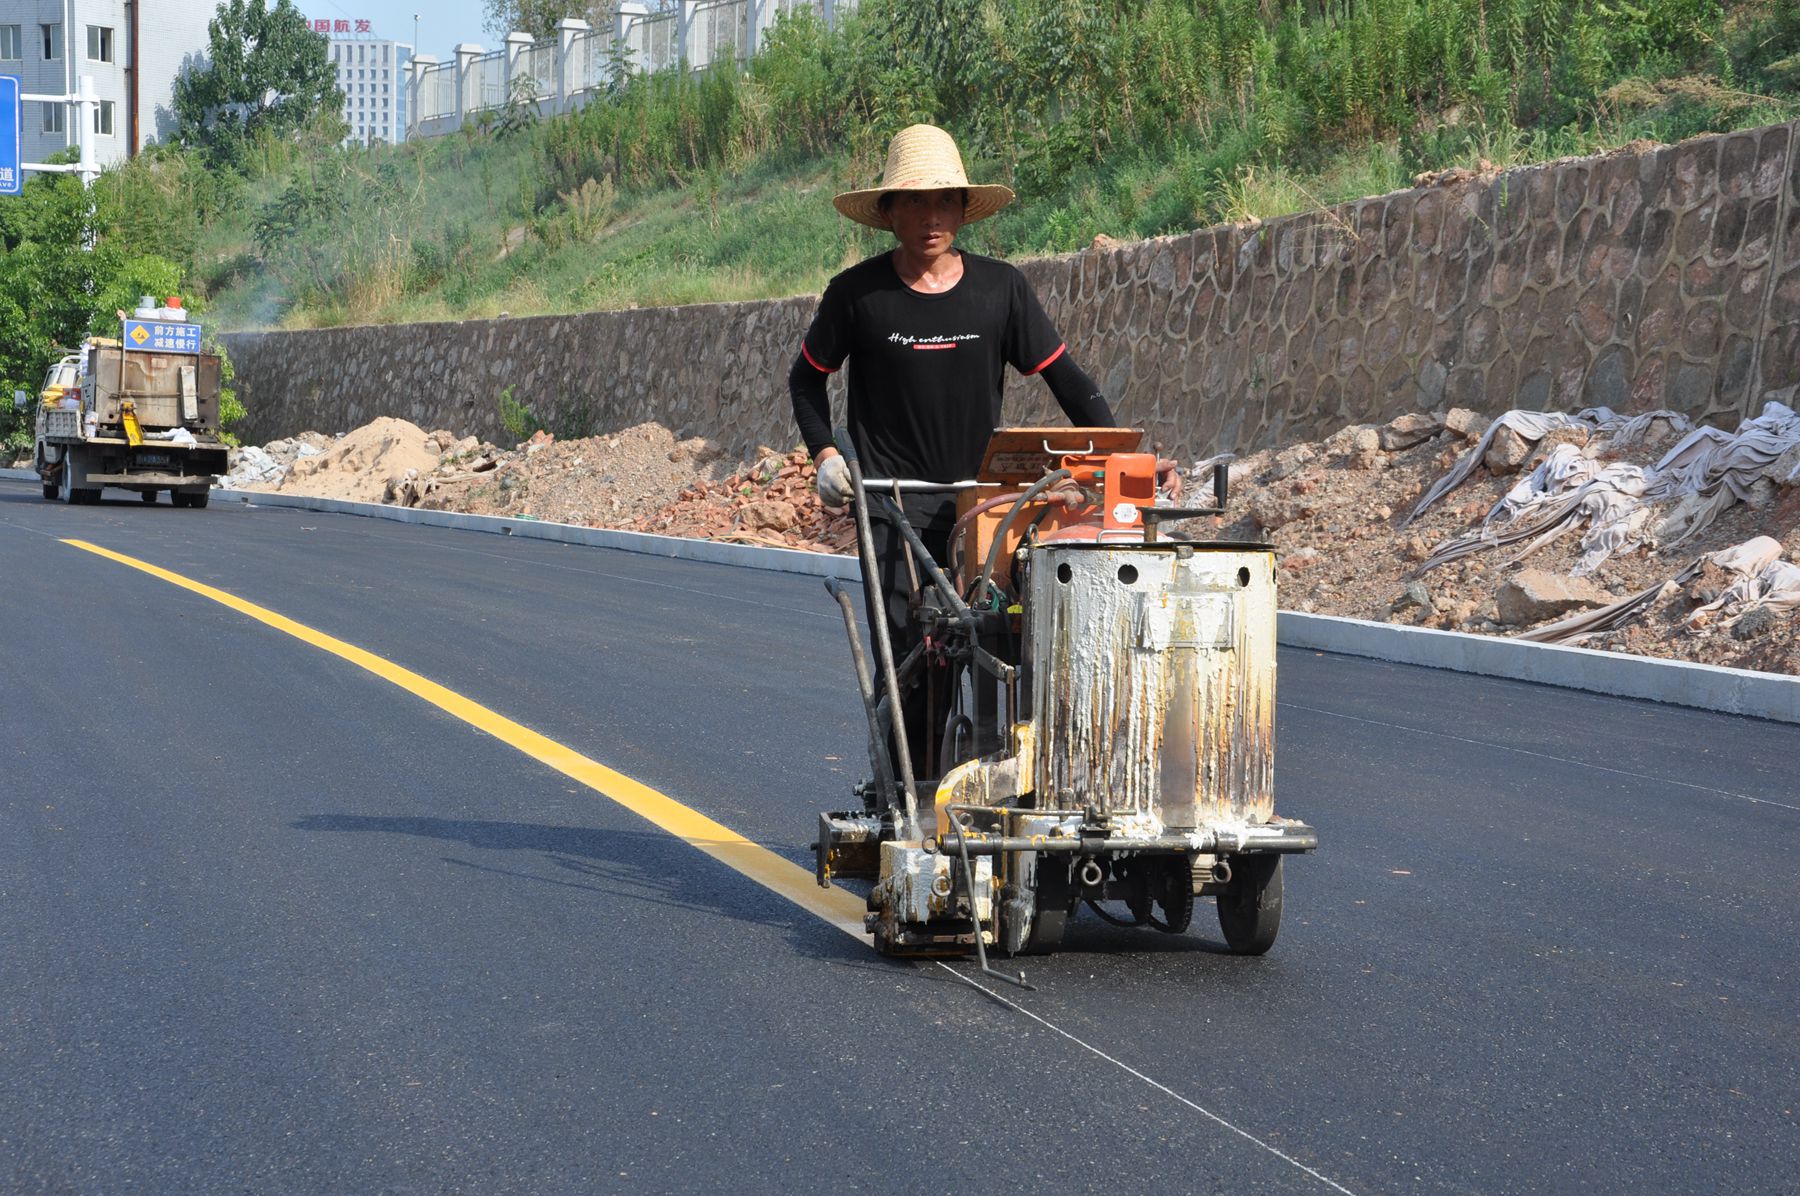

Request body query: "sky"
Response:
[299, 0, 500, 58]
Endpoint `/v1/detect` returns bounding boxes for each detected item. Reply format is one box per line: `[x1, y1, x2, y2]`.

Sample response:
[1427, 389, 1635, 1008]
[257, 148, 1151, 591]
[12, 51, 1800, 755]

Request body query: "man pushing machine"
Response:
[788, 123, 1177, 783]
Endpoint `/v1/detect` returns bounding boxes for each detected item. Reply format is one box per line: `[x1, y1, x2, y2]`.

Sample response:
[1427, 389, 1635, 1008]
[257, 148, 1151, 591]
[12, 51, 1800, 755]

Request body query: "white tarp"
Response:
[1517, 535, 1800, 644]
[1410, 403, 1800, 577]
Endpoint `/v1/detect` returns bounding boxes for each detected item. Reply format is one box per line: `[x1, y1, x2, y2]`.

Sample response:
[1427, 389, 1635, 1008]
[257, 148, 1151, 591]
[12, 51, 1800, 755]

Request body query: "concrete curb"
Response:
[8, 475, 1791, 725]
[210, 488, 863, 582]
[1280, 612, 1798, 725]
[1, 467, 38, 482]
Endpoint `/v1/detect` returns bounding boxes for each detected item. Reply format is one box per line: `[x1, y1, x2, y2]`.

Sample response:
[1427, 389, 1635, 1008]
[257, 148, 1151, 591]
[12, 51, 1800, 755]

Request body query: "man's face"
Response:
[886, 189, 965, 259]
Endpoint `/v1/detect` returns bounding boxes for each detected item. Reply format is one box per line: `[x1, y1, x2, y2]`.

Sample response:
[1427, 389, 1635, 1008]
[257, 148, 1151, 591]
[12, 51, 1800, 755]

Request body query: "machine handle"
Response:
[1141, 465, 1231, 542]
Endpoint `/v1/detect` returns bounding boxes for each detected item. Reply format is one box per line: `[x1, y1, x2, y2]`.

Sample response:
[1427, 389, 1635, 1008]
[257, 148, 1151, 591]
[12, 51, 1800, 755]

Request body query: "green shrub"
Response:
[498, 383, 542, 443]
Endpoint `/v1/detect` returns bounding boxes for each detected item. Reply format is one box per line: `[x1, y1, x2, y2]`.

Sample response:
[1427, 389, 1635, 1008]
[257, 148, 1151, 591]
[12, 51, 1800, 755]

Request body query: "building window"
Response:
[40, 23, 61, 60]
[87, 25, 112, 62]
[1, 26, 21, 60]
[94, 100, 114, 136]
[42, 101, 64, 134]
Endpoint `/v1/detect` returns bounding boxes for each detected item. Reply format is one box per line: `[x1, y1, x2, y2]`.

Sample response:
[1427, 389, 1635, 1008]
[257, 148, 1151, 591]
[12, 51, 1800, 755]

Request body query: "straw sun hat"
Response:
[833, 124, 1015, 230]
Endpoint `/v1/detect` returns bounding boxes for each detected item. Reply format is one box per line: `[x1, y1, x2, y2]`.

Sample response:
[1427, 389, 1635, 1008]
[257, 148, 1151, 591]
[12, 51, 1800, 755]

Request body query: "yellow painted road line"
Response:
[63, 538, 870, 941]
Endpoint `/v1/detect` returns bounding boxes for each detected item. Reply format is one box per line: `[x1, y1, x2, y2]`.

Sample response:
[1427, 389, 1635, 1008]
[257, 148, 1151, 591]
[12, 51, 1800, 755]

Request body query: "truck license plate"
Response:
[138, 452, 170, 466]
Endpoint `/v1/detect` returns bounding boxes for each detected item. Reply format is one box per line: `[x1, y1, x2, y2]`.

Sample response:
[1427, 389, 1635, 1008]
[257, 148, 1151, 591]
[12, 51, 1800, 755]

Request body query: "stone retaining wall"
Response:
[223, 119, 1799, 461]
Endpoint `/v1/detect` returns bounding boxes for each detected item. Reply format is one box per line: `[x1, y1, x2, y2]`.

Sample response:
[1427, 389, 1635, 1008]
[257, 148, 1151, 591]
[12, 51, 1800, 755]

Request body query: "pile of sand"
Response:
[275, 417, 444, 504]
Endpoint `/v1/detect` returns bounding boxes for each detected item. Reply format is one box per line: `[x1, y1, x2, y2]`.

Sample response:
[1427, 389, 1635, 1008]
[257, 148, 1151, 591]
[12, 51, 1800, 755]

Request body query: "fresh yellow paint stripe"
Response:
[63, 538, 871, 942]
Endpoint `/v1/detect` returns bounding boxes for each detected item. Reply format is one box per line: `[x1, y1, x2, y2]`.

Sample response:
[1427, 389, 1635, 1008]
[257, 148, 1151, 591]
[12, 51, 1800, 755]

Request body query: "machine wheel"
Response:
[1023, 907, 1068, 954]
[140, 490, 158, 503]
[1019, 855, 1072, 954]
[1216, 855, 1283, 955]
[1153, 857, 1195, 933]
[176, 488, 211, 509]
[42, 482, 56, 500]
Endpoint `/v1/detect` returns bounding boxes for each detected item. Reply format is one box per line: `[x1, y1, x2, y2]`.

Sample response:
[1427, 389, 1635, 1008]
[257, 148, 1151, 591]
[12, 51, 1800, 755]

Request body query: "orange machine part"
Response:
[954, 450, 1159, 596]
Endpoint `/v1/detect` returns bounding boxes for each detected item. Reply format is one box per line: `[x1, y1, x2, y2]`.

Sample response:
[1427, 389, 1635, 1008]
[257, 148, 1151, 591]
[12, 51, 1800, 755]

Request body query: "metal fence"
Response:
[464, 50, 505, 112]
[690, 0, 751, 69]
[417, 61, 456, 124]
[622, 10, 680, 74]
[569, 28, 605, 96]
[408, 0, 860, 137]
[521, 40, 558, 98]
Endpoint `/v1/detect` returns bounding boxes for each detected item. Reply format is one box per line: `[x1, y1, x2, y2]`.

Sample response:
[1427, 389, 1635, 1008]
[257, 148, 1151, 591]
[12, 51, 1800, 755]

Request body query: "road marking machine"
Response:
[815, 427, 1317, 986]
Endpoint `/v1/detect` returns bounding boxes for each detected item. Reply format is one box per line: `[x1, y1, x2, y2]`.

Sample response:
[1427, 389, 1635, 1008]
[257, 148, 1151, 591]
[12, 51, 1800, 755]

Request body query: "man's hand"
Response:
[816, 452, 853, 508]
[1156, 458, 1183, 500]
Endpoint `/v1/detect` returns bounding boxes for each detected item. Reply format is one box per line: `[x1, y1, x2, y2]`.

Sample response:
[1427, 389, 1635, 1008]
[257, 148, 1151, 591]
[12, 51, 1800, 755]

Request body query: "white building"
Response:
[314, 20, 408, 147]
[0, 0, 214, 172]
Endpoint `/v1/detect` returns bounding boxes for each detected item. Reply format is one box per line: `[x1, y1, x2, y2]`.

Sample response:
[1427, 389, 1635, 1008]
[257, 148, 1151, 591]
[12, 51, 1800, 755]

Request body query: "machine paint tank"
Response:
[1021, 542, 1277, 829]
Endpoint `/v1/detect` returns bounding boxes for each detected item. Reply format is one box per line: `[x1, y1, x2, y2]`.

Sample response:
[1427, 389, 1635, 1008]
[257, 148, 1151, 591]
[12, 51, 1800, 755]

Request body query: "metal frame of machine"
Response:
[815, 427, 1317, 986]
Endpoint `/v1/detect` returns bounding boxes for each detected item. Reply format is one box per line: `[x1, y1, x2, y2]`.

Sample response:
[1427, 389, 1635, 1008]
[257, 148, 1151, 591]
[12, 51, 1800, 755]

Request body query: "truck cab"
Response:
[37, 355, 82, 408]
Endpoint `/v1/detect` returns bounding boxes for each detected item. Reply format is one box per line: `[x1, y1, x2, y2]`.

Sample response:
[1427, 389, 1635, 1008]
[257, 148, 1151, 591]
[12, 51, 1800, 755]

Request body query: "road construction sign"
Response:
[0, 76, 21, 196]
[123, 319, 203, 354]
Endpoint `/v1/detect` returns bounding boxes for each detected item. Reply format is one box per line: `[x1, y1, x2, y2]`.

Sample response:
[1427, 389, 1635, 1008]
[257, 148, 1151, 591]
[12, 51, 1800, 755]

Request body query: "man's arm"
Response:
[1033, 352, 1178, 494]
[1036, 351, 1115, 427]
[791, 276, 851, 465]
[789, 353, 835, 462]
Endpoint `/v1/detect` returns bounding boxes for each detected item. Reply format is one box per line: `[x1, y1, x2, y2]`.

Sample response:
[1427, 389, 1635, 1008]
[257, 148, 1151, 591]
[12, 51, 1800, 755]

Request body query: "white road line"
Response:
[1282, 701, 1800, 813]
[936, 962, 1360, 1196]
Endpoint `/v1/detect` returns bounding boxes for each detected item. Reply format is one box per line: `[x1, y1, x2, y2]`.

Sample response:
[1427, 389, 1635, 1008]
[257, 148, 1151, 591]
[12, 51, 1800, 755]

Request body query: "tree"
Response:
[174, 0, 345, 169]
[482, 1, 615, 41]
[0, 162, 188, 455]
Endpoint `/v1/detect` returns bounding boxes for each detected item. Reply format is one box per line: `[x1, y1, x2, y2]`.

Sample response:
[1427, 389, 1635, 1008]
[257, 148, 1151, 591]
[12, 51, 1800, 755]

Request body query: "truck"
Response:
[34, 314, 230, 508]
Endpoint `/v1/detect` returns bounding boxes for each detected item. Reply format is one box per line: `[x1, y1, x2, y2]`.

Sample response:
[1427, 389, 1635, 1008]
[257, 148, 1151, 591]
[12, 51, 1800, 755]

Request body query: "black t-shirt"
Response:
[795, 251, 1071, 482]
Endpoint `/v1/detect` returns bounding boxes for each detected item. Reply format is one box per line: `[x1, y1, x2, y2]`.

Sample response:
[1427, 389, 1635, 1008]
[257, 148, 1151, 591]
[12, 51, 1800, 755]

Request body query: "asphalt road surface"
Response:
[2, 479, 1794, 1194]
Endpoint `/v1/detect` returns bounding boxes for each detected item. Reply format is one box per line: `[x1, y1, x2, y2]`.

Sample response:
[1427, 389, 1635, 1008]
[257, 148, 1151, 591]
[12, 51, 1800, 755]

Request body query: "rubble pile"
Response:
[628, 445, 858, 553]
[1201, 403, 1800, 674]
[227, 401, 1798, 676]
[217, 432, 334, 489]
[410, 424, 737, 523]
[228, 420, 734, 520]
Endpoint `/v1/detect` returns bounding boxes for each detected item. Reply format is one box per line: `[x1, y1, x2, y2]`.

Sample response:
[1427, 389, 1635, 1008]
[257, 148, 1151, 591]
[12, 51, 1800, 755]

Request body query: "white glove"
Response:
[816, 454, 853, 508]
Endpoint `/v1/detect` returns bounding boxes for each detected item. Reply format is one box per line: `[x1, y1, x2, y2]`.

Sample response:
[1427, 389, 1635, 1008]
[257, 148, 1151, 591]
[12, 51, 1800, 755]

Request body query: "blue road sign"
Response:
[0, 76, 21, 197]
[122, 319, 204, 355]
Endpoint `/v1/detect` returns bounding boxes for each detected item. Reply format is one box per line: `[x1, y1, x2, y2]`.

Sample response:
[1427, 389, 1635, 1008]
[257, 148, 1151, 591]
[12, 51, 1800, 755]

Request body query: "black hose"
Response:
[970, 469, 1073, 608]
[1084, 899, 1146, 928]
[871, 493, 976, 629]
